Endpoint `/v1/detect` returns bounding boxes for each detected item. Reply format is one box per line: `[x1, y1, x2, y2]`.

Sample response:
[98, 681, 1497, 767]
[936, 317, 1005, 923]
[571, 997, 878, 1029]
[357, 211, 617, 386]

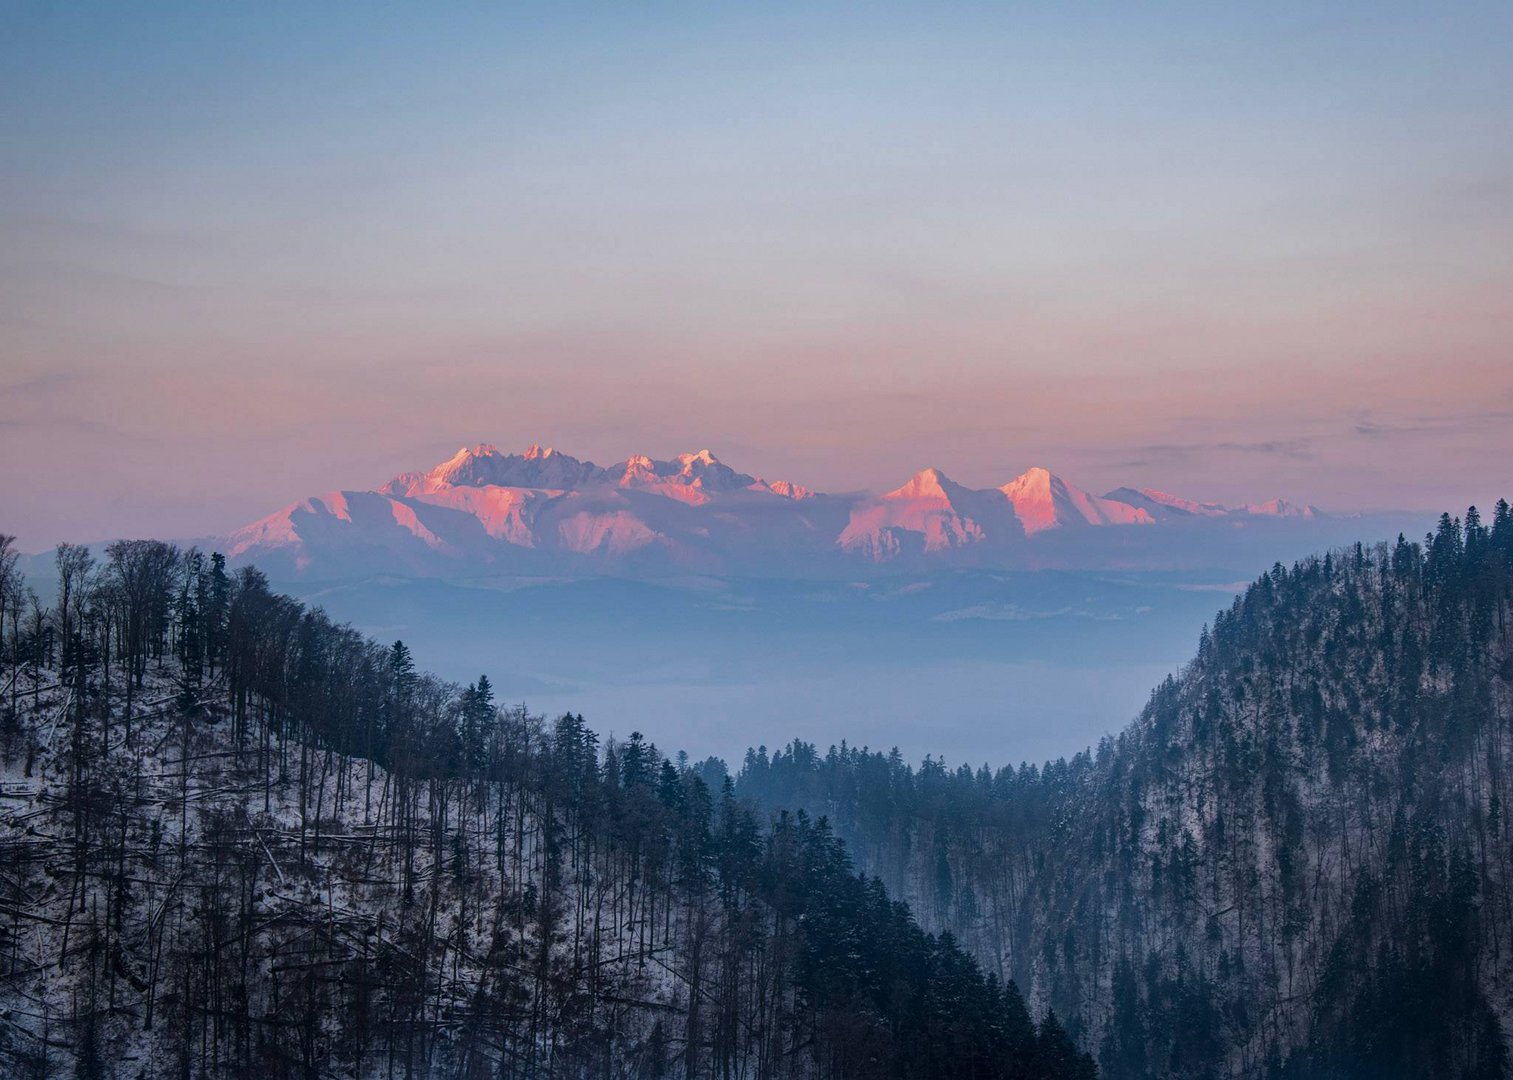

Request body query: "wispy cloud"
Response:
[1120, 440, 1313, 468]
[1352, 410, 1513, 440]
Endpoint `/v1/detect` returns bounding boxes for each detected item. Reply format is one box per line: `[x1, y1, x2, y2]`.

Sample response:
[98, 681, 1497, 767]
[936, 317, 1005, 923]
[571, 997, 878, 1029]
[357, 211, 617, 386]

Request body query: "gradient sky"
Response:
[3, 2, 1512, 550]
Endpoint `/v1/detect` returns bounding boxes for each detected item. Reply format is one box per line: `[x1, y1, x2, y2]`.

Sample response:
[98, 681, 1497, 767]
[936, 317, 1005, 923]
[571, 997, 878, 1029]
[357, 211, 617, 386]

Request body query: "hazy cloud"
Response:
[1120, 440, 1314, 468]
[1353, 410, 1513, 440]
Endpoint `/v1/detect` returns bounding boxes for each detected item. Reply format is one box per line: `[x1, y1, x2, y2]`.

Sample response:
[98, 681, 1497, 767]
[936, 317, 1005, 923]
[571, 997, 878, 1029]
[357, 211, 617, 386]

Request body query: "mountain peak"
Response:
[610, 450, 757, 503]
[841, 466, 1021, 560]
[1001, 467, 1153, 533]
[236, 443, 1335, 573]
[1002, 465, 1055, 495]
[1101, 487, 1328, 521]
[404, 442, 604, 493]
[762, 479, 815, 501]
[1103, 486, 1231, 519]
[891, 467, 956, 500]
[433, 443, 502, 471]
[1242, 498, 1324, 519]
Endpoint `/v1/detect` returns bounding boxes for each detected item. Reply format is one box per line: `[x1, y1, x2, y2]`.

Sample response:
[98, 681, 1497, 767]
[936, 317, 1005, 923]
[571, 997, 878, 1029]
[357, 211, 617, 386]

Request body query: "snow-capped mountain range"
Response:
[226, 443, 1324, 577]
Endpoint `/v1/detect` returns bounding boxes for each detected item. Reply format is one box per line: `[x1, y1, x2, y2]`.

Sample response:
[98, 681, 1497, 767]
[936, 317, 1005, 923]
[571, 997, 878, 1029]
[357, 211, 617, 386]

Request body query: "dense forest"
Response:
[735, 502, 1513, 1079]
[0, 535, 1095, 1079]
[3, 500, 1511, 1078]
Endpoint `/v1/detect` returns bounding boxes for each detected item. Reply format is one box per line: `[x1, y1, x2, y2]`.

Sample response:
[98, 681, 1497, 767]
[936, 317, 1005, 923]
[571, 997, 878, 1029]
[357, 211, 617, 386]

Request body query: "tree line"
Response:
[0, 533, 1095, 1079]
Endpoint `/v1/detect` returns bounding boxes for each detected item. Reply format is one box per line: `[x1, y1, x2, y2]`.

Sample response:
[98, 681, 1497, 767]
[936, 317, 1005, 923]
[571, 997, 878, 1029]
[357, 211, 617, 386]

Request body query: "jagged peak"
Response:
[998, 467, 1154, 532]
[240, 444, 1338, 568]
[399, 441, 604, 493]
[613, 450, 755, 498]
[1104, 486, 1232, 517]
[433, 443, 498, 470]
[888, 467, 959, 501]
[763, 479, 815, 501]
[1002, 465, 1057, 492]
[1243, 498, 1324, 519]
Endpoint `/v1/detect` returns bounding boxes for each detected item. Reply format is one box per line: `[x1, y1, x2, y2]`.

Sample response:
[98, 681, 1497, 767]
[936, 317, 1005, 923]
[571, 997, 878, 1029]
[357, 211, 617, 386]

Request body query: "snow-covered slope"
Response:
[0, 566, 1100, 1080]
[998, 467, 1154, 533]
[838, 468, 1022, 560]
[223, 443, 1330, 576]
[737, 512, 1513, 1077]
[836, 466, 1166, 561]
[228, 443, 837, 576]
[1101, 486, 1232, 520]
[1238, 497, 1323, 518]
[1102, 486, 1325, 522]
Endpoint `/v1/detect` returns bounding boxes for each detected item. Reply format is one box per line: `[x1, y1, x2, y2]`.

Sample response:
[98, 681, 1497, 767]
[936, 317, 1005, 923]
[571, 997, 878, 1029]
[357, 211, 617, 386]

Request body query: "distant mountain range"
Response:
[226, 443, 1327, 577]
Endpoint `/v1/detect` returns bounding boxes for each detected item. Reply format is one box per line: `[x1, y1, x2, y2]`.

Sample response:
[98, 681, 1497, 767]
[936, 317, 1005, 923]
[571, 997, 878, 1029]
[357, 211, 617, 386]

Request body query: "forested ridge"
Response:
[0, 535, 1095, 1079]
[736, 502, 1513, 1078]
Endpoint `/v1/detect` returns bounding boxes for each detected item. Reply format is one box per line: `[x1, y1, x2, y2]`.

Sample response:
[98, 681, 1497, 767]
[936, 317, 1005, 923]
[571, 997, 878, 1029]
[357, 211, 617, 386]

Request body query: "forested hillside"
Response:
[0, 535, 1094, 1079]
[736, 502, 1513, 1078]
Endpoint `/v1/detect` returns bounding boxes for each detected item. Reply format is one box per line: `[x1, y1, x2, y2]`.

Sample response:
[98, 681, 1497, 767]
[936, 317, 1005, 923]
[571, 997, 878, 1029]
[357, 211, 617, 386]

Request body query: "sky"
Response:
[3, 1, 1512, 551]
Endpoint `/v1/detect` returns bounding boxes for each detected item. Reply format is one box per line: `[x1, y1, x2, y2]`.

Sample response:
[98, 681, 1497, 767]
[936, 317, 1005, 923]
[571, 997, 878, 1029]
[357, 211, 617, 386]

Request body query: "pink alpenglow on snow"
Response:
[223, 442, 1333, 576]
[997, 467, 1154, 534]
[761, 479, 816, 501]
[1102, 487, 1233, 520]
[1240, 498, 1323, 519]
[1100, 488, 1325, 522]
[838, 468, 1019, 558]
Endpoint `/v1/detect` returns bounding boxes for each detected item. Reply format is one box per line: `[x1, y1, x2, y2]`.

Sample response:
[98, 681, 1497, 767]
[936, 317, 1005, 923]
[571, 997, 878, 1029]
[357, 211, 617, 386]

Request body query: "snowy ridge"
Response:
[225, 442, 1330, 575]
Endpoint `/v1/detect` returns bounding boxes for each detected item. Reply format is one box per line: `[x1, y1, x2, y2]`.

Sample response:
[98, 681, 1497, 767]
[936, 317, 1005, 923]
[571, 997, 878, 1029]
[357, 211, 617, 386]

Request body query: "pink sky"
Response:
[6, 345, 1509, 551]
[3, 4, 1512, 549]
